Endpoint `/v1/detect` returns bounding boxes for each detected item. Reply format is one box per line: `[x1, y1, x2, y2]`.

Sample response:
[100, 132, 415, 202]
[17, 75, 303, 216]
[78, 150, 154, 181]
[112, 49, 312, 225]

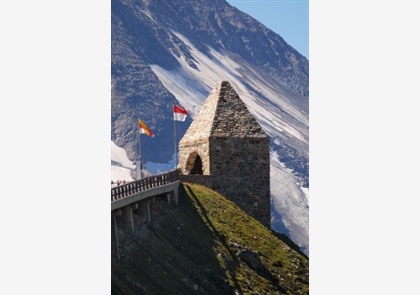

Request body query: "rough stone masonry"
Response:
[179, 81, 270, 226]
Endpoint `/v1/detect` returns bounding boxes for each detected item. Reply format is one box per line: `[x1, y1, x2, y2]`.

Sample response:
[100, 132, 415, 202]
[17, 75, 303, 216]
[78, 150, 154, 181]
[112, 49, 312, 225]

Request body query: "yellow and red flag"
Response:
[138, 118, 154, 137]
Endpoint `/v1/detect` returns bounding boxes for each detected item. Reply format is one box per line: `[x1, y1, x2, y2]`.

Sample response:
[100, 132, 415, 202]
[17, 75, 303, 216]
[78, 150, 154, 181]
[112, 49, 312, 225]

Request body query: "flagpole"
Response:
[173, 104, 177, 170]
[139, 129, 143, 179]
[137, 128, 143, 180]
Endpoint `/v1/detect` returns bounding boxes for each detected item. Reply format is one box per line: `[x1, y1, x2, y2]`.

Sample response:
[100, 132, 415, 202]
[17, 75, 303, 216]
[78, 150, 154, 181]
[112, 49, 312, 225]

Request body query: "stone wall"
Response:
[210, 137, 270, 226]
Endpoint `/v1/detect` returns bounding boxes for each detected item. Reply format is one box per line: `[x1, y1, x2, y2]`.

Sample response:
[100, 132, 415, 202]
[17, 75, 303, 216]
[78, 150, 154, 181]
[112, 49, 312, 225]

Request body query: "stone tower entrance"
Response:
[190, 153, 203, 175]
[179, 81, 271, 227]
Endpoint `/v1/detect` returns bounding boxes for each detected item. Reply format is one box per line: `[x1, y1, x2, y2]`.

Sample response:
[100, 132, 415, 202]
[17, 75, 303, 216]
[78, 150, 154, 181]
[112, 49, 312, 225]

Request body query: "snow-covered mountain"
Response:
[112, 0, 309, 254]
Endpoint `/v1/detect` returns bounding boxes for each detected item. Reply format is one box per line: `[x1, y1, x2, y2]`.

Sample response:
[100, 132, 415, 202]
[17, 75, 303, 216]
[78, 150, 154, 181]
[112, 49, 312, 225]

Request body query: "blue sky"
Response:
[227, 0, 309, 59]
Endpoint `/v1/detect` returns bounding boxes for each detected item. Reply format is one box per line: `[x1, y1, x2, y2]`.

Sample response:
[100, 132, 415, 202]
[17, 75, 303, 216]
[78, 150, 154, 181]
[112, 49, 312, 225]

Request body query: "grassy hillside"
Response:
[112, 183, 309, 294]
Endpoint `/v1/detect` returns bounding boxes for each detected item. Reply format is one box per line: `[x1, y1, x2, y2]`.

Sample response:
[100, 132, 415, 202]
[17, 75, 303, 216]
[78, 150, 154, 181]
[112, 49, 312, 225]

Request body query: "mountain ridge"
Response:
[112, 0, 309, 254]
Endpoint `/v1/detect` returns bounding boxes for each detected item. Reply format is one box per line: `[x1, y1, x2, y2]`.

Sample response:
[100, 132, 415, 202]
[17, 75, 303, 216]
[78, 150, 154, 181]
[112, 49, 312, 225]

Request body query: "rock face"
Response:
[179, 81, 270, 226]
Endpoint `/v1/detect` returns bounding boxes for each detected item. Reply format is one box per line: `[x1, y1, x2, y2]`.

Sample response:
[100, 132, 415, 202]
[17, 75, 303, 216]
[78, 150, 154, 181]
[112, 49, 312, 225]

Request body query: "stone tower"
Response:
[179, 81, 270, 226]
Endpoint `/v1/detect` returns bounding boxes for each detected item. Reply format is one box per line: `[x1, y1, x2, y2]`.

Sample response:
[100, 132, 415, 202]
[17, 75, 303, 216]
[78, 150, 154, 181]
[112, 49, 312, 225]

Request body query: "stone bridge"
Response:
[111, 170, 180, 260]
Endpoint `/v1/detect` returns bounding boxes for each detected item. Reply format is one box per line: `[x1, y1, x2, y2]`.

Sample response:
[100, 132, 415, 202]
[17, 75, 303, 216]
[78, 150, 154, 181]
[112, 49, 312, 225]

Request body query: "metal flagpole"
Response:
[174, 104, 177, 170]
[136, 128, 143, 180]
[139, 129, 143, 179]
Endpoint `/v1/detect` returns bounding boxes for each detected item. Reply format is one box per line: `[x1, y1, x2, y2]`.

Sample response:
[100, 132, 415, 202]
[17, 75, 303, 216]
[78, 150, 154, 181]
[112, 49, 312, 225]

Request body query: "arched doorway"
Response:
[190, 154, 203, 175]
[185, 152, 204, 175]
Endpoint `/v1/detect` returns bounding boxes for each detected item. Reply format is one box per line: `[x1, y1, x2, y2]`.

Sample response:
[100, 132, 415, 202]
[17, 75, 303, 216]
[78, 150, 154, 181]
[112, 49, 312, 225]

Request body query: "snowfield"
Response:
[111, 141, 135, 183]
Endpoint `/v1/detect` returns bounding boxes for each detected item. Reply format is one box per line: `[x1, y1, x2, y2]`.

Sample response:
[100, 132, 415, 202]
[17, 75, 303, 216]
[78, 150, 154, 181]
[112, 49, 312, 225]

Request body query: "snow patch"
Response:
[270, 150, 309, 253]
[111, 141, 135, 182]
[111, 141, 136, 169]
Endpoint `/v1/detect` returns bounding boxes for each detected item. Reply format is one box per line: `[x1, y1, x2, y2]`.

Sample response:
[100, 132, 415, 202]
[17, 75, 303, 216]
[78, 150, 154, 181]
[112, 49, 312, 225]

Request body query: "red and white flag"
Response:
[173, 105, 188, 122]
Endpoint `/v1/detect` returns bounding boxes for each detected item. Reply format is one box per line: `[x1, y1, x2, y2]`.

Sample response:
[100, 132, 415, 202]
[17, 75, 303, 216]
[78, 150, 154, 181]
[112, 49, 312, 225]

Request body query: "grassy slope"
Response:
[112, 183, 309, 294]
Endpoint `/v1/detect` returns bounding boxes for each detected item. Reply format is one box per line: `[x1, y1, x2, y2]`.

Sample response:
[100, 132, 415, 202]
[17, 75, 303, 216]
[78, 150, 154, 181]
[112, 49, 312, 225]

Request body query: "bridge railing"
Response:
[111, 170, 179, 202]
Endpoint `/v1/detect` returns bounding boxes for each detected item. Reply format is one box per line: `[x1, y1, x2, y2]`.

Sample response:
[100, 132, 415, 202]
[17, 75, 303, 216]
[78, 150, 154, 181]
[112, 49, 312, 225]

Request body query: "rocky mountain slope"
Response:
[112, 0, 309, 253]
[112, 183, 309, 294]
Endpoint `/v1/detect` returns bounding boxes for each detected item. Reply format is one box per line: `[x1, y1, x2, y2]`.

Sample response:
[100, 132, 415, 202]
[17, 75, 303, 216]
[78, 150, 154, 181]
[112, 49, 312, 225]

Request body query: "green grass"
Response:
[112, 183, 309, 294]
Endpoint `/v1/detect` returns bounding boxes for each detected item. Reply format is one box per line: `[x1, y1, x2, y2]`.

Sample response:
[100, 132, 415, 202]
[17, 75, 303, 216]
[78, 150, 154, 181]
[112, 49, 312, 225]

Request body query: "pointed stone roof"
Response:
[180, 81, 267, 143]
